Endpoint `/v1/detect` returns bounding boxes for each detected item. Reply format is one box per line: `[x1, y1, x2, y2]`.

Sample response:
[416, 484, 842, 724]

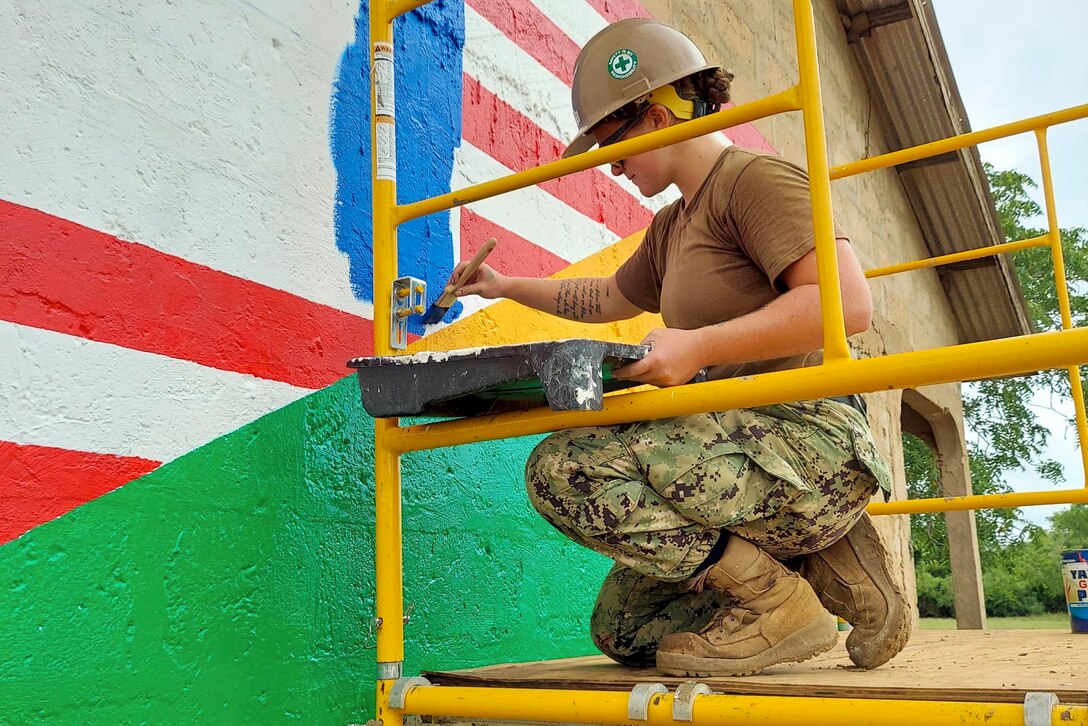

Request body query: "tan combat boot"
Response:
[800, 512, 910, 669]
[656, 536, 838, 677]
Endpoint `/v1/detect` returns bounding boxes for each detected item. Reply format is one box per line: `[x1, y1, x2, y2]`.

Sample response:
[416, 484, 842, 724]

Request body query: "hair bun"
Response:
[703, 68, 734, 106]
[672, 67, 733, 108]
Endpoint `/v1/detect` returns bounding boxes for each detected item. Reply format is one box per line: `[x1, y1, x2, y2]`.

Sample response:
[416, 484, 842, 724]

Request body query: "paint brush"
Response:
[420, 237, 498, 324]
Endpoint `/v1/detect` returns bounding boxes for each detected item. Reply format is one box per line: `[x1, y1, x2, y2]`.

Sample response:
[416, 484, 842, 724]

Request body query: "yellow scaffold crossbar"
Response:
[393, 683, 1088, 726]
[367, 0, 1088, 723]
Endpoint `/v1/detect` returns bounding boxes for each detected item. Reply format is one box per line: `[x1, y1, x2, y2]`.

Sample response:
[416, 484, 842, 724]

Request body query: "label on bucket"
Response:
[1062, 550, 1088, 634]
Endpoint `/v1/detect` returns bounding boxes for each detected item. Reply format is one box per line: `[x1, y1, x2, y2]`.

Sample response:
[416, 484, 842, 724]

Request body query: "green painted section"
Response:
[0, 377, 612, 724]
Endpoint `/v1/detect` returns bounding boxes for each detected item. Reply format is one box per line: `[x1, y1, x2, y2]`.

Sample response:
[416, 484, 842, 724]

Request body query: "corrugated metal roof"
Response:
[834, 0, 1032, 342]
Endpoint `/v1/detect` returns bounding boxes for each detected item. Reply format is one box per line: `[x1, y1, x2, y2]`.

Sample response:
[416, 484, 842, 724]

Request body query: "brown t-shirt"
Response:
[615, 146, 845, 380]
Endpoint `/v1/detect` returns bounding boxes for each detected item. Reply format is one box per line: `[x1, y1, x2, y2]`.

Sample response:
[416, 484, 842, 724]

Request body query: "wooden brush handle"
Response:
[438, 237, 497, 305]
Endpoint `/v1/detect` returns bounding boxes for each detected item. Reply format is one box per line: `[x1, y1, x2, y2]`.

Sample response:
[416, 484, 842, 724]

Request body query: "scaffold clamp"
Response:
[1023, 691, 1059, 726]
[628, 682, 668, 721]
[672, 681, 714, 721]
[390, 276, 426, 350]
[388, 676, 431, 710]
[376, 660, 401, 680]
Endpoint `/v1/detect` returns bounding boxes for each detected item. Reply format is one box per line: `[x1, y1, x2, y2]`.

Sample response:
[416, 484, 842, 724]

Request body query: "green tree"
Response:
[906, 164, 1088, 616]
[1050, 504, 1088, 550]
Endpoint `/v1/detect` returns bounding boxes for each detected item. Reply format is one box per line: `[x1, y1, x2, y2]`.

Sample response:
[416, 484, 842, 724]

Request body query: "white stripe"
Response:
[454, 142, 620, 262]
[463, 6, 677, 212]
[0, 1, 367, 316]
[438, 293, 500, 325]
[464, 4, 574, 143]
[527, 0, 609, 46]
[0, 321, 311, 463]
[609, 169, 679, 213]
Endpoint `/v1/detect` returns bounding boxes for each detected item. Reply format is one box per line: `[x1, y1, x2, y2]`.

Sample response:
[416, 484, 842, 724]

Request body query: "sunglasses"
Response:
[598, 104, 651, 150]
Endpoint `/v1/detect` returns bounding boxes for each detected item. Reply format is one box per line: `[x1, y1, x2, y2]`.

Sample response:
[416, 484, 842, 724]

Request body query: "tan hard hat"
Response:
[563, 19, 718, 158]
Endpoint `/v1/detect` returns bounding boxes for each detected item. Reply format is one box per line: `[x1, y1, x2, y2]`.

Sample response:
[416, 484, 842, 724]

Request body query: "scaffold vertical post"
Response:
[370, 1, 405, 725]
[793, 0, 851, 362]
[1036, 127, 1088, 483]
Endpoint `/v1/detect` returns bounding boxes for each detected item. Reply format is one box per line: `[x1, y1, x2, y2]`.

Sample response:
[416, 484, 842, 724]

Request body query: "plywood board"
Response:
[425, 630, 1088, 703]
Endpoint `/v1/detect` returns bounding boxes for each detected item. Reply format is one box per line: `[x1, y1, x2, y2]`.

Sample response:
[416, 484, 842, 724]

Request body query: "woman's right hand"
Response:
[450, 261, 506, 299]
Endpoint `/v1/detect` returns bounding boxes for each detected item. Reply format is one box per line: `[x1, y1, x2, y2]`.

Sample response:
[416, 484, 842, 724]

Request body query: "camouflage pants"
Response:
[525, 398, 891, 665]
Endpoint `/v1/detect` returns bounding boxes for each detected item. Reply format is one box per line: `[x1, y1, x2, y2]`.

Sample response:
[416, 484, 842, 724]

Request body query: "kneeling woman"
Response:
[449, 18, 909, 677]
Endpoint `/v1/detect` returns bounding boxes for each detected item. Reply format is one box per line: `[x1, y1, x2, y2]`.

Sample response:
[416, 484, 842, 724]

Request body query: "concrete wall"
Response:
[1, 0, 969, 720]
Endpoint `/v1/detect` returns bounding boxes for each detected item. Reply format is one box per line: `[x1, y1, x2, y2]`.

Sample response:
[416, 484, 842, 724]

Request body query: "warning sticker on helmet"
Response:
[607, 49, 638, 80]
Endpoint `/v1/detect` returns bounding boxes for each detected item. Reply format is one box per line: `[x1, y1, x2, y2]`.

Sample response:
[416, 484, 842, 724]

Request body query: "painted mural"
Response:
[0, 0, 778, 721]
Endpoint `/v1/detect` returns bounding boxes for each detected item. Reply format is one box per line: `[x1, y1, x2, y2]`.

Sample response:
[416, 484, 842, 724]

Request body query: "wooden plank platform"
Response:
[426, 630, 1088, 704]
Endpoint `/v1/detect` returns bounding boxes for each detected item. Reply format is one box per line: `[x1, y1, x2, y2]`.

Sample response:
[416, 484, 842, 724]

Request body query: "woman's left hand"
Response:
[612, 327, 708, 387]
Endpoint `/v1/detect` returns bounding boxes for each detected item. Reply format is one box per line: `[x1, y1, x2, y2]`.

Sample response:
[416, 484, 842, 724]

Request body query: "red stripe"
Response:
[583, 0, 652, 22]
[722, 103, 778, 154]
[463, 74, 653, 239]
[460, 209, 568, 279]
[462, 0, 656, 241]
[466, 0, 579, 84]
[0, 440, 160, 545]
[0, 200, 372, 390]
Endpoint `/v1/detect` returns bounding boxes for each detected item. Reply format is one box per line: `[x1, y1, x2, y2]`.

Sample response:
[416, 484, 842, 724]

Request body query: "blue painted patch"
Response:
[331, 0, 466, 332]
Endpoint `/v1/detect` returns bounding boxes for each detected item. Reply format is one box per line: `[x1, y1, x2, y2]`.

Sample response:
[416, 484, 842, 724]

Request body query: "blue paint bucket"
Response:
[1061, 549, 1088, 634]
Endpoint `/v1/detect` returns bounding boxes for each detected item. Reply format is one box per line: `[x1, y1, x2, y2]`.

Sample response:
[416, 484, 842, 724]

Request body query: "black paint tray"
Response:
[347, 339, 649, 418]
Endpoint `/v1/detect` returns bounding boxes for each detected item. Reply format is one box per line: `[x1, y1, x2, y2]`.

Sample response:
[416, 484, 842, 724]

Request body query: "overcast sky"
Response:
[932, 0, 1088, 230]
[931, 0, 1088, 526]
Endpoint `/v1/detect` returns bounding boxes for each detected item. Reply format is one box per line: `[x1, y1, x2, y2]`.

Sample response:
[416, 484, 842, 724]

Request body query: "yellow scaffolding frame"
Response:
[367, 0, 1088, 723]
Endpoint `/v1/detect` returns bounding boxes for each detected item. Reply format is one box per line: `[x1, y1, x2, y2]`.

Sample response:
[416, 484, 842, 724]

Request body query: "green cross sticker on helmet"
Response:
[607, 49, 638, 79]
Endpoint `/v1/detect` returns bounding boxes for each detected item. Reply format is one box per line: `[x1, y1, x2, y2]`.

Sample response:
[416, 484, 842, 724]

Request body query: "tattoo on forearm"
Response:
[556, 279, 605, 320]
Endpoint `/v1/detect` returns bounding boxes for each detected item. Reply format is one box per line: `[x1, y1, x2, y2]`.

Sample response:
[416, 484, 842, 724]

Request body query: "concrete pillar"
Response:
[902, 388, 986, 629]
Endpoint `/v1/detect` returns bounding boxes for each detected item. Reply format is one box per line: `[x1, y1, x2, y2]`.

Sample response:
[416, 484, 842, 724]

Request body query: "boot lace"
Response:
[702, 606, 757, 636]
[686, 567, 714, 594]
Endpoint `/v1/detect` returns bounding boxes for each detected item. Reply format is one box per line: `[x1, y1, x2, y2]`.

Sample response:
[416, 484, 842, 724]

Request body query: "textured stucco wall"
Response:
[0, 2, 361, 310]
[0, 0, 370, 542]
[0, 377, 612, 722]
[0, 0, 672, 543]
